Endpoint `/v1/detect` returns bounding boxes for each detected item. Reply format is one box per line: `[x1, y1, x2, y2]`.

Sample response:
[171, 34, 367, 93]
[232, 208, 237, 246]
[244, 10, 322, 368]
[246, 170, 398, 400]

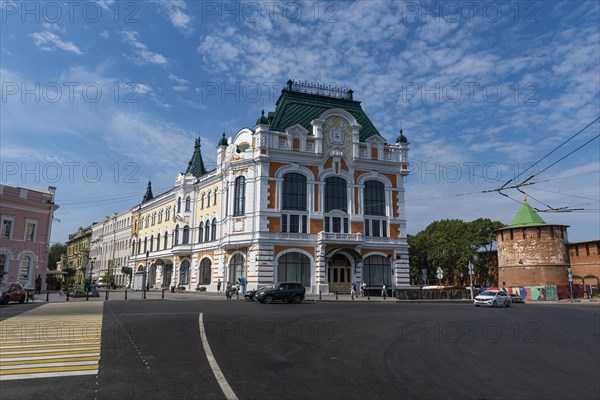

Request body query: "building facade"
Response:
[90, 210, 132, 287]
[568, 240, 600, 288]
[66, 225, 93, 284]
[0, 185, 58, 289]
[127, 82, 410, 293]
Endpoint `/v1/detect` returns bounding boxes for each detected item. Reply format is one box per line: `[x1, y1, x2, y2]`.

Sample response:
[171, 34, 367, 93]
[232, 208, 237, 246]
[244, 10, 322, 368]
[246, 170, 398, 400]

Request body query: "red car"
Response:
[0, 284, 27, 305]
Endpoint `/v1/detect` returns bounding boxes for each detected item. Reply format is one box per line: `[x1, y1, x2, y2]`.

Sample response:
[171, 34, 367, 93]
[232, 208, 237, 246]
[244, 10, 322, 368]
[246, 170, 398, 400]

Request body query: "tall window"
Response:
[164, 232, 168, 249]
[149, 264, 157, 286]
[25, 221, 36, 242]
[198, 222, 204, 243]
[166, 207, 171, 221]
[233, 176, 246, 216]
[325, 177, 347, 212]
[211, 218, 217, 241]
[1, 218, 13, 239]
[156, 234, 161, 251]
[229, 254, 244, 283]
[207, 191, 211, 208]
[278, 252, 310, 287]
[183, 225, 190, 244]
[144, 237, 147, 253]
[177, 197, 182, 213]
[150, 235, 154, 252]
[131, 240, 136, 255]
[364, 180, 385, 215]
[185, 196, 191, 211]
[0, 254, 6, 284]
[213, 188, 218, 205]
[199, 258, 212, 285]
[179, 259, 190, 285]
[174, 225, 179, 246]
[19, 255, 31, 282]
[204, 220, 211, 242]
[363, 255, 391, 287]
[138, 239, 142, 254]
[282, 173, 307, 210]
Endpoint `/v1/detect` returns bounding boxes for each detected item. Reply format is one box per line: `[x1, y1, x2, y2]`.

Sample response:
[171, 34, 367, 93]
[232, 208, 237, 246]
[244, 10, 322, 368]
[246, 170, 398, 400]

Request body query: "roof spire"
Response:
[186, 137, 207, 177]
[142, 180, 154, 203]
[218, 132, 228, 147]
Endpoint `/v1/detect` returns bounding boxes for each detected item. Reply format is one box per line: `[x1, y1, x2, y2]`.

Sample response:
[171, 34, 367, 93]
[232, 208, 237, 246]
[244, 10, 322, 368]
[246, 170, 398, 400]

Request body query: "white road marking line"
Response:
[1, 341, 100, 349]
[1, 352, 100, 362]
[199, 313, 239, 400]
[0, 361, 99, 370]
[0, 369, 97, 381]
[1, 346, 98, 355]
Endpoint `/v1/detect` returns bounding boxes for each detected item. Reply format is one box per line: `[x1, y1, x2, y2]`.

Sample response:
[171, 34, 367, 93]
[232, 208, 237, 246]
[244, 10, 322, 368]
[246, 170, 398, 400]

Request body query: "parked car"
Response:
[474, 290, 511, 307]
[510, 293, 525, 303]
[0, 284, 27, 305]
[244, 286, 266, 302]
[256, 282, 306, 304]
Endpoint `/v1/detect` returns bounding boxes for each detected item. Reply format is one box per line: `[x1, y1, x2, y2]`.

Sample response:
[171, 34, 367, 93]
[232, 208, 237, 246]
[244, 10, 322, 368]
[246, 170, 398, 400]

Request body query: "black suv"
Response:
[256, 282, 306, 304]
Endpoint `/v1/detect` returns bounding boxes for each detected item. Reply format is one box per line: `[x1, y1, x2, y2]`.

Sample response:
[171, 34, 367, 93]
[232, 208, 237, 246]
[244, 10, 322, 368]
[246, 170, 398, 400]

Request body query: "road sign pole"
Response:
[468, 262, 474, 300]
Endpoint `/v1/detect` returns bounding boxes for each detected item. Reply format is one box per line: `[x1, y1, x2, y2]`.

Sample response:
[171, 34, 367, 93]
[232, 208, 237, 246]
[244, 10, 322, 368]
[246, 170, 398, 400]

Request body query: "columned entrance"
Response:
[328, 254, 351, 293]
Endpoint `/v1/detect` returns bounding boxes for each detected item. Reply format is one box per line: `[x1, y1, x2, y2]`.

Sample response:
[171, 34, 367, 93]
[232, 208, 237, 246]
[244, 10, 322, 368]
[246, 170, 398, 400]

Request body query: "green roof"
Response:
[507, 200, 546, 228]
[186, 138, 207, 177]
[268, 84, 382, 142]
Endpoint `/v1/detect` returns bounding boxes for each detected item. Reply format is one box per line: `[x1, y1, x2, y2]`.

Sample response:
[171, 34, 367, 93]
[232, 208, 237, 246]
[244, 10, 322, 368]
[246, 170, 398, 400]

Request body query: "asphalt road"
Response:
[1, 300, 598, 400]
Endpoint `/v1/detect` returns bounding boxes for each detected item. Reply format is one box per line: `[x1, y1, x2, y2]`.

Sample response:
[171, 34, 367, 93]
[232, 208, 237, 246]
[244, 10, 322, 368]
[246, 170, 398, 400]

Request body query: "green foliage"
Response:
[48, 242, 67, 270]
[409, 218, 504, 285]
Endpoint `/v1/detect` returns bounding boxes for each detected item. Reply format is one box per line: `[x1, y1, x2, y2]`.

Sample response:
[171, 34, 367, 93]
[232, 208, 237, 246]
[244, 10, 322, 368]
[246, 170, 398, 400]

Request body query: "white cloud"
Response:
[29, 31, 82, 55]
[99, 30, 110, 39]
[168, 73, 189, 85]
[153, 0, 193, 34]
[172, 85, 188, 92]
[120, 30, 168, 65]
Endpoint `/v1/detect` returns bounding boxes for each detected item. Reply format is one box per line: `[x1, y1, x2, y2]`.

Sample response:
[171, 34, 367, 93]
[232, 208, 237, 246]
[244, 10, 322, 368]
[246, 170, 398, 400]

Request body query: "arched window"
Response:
[131, 239, 136, 255]
[164, 232, 168, 249]
[198, 222, 204, 243]
[144, 237, 147, 253]
[201, 193, 205, 209]
[363, 255, 391, 287]
[138, 239, 142, 254]
[152, 213, 156, 225]
[174, 225, 179, 246]
[364, 180, 385, 215]
[283, 173, 307, 210]
[214, 188, 218, 205]
[325, 177, 347, 212]
[199, 258, 212, 285]
[150, 235, 154, 252]
[158, 210, 163, 223]
[211, 218, 217, 241]
[156, 233, 161, 251]
[204, 220, 210, 242]
[207, 191, 211, 208]
[233, 176, 246, 216]
[149, 264, 156, 286]
[229, 254, 244, 283]
[179, 259, 190, 285]
[177, 197, 181, 213]
[19, 255, 31, 282]
[0, 254, 6, 284]
[166, 207, 171, 221]
[185, 196, 191, 211]
[183, 225, 190, 244]
[278, 252, 310, 287]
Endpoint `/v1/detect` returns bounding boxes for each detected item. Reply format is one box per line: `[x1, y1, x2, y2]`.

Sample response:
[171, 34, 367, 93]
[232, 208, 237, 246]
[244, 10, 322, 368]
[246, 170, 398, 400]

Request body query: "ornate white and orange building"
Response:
[127, 81, 410, 293]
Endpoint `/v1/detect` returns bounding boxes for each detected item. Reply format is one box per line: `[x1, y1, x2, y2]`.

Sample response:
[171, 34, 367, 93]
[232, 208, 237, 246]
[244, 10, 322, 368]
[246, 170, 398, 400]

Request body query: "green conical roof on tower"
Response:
[142, 181, 154, 203]
[508, 198, 546, 228]
[186, 138, 207, 177]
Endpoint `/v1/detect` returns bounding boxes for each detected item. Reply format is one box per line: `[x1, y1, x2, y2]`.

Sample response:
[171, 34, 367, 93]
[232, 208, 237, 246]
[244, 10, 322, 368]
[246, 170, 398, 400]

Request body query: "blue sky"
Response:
[1, 0, 599, 244]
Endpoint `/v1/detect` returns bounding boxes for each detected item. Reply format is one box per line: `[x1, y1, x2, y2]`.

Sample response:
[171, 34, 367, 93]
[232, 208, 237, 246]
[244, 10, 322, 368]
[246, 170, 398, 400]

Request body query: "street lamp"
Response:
[89, 257, 96, 293]
[143, 250, 149, 295]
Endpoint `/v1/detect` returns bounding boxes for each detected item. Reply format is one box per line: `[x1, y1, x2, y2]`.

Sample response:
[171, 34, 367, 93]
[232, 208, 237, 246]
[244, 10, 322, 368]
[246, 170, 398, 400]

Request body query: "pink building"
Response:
[0, 185, 59, 290]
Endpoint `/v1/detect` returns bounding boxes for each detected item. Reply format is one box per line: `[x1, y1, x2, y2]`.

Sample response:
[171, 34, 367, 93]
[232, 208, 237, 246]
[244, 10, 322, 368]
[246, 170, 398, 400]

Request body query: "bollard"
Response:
[368, 292, 370, 301]
[162, 289, 165, 299]
[66, 291, 70, 301]
[143, 290, 146, 300]
[86, 291, 89, 301]
[46, 291, 49, 302]
[105, 290, 109, 301]
[125, 290, 128, 300]
[336, 291, 338, 300]
[319, 290, 321, 300]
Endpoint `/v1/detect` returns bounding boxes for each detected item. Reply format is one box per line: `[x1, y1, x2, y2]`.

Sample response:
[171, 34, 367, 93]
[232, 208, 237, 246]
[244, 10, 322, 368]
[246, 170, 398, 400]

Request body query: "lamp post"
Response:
[143, 250, 149, 296]
[89, 257, 96, 293]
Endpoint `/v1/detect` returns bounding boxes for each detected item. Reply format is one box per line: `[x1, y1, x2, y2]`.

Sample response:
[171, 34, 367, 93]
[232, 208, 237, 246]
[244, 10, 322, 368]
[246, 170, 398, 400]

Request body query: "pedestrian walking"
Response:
[235, 282, 240, 299]
[360, 281, 366, 297]
[35, 274, 42, 294]
[217, 279, 222, 293]
[381, 283, 387, 299]
[225, 282, 231, 299]
[351, 282, 356, 300]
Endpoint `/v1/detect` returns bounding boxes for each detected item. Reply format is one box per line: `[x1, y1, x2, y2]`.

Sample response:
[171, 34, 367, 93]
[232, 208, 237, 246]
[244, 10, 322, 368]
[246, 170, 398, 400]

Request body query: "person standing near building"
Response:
[217, 279, 222, 293]
[351, 282, 356, 300]
[35, 275, 42, 294]
[381, 283, 387, 299]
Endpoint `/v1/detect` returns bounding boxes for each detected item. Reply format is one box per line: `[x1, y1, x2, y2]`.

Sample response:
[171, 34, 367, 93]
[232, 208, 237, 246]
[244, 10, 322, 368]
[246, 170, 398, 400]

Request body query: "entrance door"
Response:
[328, 255, 350, 293]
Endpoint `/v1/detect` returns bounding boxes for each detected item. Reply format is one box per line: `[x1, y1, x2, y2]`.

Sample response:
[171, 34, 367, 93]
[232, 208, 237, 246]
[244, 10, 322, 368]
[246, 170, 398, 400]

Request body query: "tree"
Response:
[48, 242, 67, 270]
[408, 218, 504, 286]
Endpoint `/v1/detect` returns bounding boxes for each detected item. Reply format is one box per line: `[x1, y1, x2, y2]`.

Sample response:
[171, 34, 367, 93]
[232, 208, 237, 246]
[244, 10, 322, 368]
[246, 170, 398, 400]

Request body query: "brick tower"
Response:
[496, 199, 569, 287]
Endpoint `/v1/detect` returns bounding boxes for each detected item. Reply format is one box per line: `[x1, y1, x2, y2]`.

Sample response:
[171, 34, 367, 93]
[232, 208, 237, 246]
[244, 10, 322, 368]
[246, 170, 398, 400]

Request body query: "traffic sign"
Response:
[436, 267, 443, 280]
[468, 262, 474, 274]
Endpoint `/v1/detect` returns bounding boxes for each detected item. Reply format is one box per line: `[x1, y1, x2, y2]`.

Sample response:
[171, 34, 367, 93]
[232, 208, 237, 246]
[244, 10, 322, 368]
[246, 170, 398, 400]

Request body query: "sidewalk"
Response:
[18, 290, 600, 305]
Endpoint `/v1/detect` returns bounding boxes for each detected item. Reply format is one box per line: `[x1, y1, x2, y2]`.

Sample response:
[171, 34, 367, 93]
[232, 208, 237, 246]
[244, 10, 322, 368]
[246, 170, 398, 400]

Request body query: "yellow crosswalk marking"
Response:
[0, 302, 103, 380]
